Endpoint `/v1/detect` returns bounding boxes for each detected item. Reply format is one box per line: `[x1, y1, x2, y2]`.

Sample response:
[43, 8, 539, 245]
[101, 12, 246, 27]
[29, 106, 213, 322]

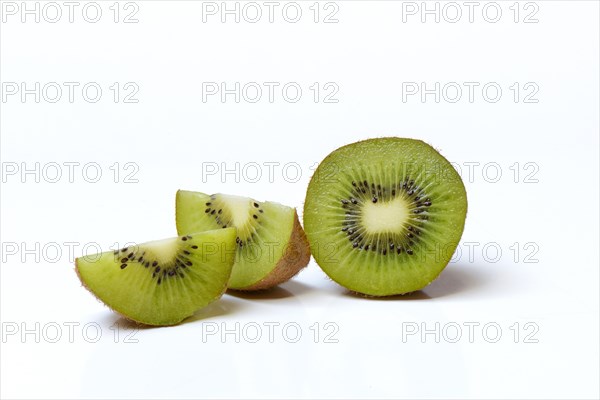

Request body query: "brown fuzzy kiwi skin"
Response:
[232, 210, 311, 291]
[74, 259, 230, 327]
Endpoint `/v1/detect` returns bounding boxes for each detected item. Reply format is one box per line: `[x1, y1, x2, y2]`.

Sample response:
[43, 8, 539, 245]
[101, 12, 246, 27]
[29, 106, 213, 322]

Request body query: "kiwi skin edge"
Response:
[231, 211, 311, 291]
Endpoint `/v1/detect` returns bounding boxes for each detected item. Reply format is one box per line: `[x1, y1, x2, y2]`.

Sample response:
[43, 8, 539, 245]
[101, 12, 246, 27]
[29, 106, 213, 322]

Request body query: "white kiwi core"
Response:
[217, 194, 254, 227]
[141, 237, 180, 265]
[360, 197, 410, 234]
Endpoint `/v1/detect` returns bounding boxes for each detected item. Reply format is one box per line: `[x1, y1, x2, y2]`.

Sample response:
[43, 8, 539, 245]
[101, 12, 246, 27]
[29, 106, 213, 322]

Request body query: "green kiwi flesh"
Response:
[75, 228, 236, 326]
[303, 138, 467, 296]
[176, 191, 310, 290]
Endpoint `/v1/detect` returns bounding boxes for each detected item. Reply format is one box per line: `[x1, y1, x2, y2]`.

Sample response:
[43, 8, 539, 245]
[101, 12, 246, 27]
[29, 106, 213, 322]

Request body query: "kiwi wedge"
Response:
[303, 138, 467, 296]
[75, 228, 236, 326]
[176, 191, 310, 290]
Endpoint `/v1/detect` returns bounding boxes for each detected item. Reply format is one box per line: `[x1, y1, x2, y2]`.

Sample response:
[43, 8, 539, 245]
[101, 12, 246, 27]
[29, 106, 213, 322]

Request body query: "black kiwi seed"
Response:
[253, 202, 259, 208]
[205, 209, 210, 213]
[206, 202, 211, 206]
[157, 277, 162, 285]
[191, 245, 198, 249]
[168, 270, 175, 276]
[211, 210, 216, 215]
[152, 261, 158, 267]
[253, 215, 258, 219]
[372, 197, 378, 203]
[186, 260, 192, 266]
[121, 258, 128, 263]
[145, 261, 150, 268]
[121, 248, 128, 253]
[407, 249, 414, 255]
[120, 264, 127, 269]
[182, 237, 188, 241]
[155, 266, 160, 273]
[184, 250, 190, 255]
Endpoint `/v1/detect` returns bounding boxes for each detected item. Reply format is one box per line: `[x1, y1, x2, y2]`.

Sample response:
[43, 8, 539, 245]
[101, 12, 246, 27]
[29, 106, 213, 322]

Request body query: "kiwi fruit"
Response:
[303, 137, 467, 296]
[75, 228, 236, 326]
[176, 191, 310, 290]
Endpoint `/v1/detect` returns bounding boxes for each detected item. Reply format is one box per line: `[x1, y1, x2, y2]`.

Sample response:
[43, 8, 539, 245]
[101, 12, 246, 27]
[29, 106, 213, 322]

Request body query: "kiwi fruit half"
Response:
[75, 228, 236, 326]
[176, 191, 310, 290]
[303, 138, 467, 296]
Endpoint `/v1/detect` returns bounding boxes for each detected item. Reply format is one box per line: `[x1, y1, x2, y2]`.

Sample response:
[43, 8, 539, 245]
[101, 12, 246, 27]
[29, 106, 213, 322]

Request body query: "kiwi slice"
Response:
[303, 138, 467, 296]
[75, 228, 236, 326]
[176, 191, 310, 290]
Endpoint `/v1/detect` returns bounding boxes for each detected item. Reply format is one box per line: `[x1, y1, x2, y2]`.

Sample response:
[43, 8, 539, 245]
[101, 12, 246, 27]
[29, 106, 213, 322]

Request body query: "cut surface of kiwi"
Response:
[176, 191, 310, 290]
[76, 228, 236, 326]
[303, 138, 467, 296]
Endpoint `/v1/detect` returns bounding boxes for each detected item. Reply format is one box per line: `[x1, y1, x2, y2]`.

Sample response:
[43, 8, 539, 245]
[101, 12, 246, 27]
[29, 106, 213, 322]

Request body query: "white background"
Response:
[1, 1, 599, 399]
